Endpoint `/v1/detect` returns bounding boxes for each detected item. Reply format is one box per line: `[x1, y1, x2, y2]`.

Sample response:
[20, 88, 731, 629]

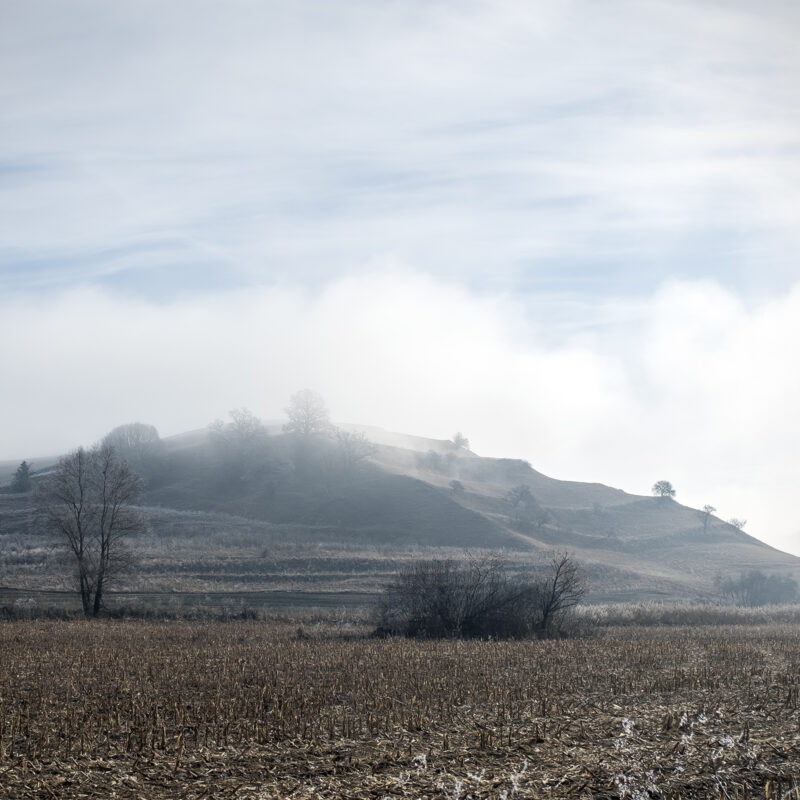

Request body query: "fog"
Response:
[2, 269, 799, 555]
[2, 2, 799, 555]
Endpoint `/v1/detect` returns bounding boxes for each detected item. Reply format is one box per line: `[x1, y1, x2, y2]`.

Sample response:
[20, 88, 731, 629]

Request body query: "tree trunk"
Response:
[79, 571, 92, 617]
[92, 574, 104, 617]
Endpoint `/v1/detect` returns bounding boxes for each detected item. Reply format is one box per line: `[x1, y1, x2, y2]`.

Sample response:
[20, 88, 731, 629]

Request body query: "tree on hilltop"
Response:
[652, 480, 676, 498]
[452, 432, 470, 451]
[283, 389, 332, 437]
[102, 423, 161, 464]
[208, 408, 269, 483]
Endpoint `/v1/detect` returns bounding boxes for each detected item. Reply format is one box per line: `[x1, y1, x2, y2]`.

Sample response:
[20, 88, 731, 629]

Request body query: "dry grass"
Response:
[1, 622, 799, 798]
[581, 602, 800, 627]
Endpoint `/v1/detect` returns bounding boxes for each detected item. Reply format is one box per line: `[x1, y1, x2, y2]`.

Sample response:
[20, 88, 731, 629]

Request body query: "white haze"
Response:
[2, 2, 799, 557]
[2, 270, 799, 556]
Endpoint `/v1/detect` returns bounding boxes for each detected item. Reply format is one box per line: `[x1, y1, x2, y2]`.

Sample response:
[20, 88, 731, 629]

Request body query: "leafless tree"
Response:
[728, 517, 747, 531]
[102, 422, 161, 465]
[208, 408, 270, 482]
[376, 551, 585, 639]
[210, 408, 268, 452]
[283, 389, 332, 437]
[335, 429, 376, 471]
[35, 444, 146, 617]
[530, 552, 587, 636]
[227, 408, 267, 443]
[701, 504, 716, 535]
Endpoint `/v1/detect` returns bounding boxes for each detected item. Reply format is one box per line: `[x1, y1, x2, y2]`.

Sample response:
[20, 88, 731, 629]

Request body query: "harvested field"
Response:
[1, 622, 799, 798]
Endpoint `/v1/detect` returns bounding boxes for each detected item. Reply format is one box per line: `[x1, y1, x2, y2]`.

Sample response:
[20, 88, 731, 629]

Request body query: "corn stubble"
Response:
[1, 622, 799, 798]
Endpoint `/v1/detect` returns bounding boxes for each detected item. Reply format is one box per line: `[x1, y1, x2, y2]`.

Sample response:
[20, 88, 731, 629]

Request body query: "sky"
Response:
[1, 1, 799, 554]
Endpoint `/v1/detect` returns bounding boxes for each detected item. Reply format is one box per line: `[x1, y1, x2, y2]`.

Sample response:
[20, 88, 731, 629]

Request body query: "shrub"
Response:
[375, 552, 585, 639]
[717, 569, 798, 607]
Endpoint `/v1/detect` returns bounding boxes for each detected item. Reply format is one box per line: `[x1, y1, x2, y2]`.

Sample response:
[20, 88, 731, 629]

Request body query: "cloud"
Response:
[1, 270, 799, 555]
[1, 0, 799, 294]
[2, 1, 798, 554]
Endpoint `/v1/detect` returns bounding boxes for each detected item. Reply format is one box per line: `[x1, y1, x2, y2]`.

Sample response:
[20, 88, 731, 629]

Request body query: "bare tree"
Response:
[335, 429, 375, 471]
[210, 408, 268, 452]
[652, 480, 676, 498]
[701, 504, 716, 535]
[208, 408, 270, 483]
[728, 517, 747, 531]
[283, 389, 332, 437]
[36, 444, 146, 617]
[227, 407, 268, 443]
[530, 552, 586, 636]
[376, 552, 585, 639]
[102, 423, 161, 464]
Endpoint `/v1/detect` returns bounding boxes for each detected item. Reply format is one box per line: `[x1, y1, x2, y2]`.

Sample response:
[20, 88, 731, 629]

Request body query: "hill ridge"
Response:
[1, 424, 798, 603]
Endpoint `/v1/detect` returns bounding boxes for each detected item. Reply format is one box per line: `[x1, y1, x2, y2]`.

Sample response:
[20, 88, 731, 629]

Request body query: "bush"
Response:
[717, 569, 798, 607]
[375, 552, 585, 639]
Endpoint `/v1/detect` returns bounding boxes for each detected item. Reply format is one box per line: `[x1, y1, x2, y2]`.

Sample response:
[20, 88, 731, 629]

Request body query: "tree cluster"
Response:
[451, 432, 469, 450]
[207, 392, 377, 493]
[717, 569, 798, 607]
[376, 552, 585, 639]
[209, 407, 271, 485]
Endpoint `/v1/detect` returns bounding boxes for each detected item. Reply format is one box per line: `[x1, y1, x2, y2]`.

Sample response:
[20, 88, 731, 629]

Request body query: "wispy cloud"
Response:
[2, 1, 798, 294]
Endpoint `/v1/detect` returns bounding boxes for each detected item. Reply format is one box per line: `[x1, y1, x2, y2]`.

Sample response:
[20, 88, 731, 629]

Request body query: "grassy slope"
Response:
[1, 425, 799, 603]
[364, 431, 800, 600]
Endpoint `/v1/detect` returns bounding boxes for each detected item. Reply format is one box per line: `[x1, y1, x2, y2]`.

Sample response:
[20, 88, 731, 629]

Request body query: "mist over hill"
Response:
[2, 420, 798, 605]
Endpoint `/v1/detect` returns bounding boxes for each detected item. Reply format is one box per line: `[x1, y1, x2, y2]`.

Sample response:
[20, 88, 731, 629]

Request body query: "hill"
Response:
[1, 424, 798, 605]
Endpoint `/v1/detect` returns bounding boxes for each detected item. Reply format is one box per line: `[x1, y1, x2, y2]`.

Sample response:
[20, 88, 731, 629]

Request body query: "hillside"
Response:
[1, 424, 799, 605]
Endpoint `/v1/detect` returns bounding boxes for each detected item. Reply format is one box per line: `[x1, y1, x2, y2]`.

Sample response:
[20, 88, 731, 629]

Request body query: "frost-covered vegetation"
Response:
[1, 622, 799, 798]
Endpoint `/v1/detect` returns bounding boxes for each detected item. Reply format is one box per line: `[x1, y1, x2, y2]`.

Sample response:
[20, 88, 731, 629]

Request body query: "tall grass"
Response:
[579, 601, 800, 627]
